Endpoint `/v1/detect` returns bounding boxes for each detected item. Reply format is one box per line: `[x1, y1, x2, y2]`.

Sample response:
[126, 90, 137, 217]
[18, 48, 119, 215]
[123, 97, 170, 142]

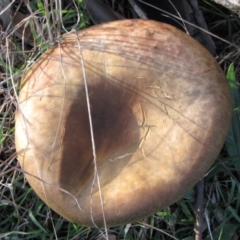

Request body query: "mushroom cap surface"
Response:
[15, 19, 231, 227]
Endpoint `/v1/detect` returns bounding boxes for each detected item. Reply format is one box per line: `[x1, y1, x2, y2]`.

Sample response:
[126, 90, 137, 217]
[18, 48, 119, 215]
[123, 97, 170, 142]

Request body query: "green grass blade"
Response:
[28, 211, 48, 234]
[225, 63, 240, 175]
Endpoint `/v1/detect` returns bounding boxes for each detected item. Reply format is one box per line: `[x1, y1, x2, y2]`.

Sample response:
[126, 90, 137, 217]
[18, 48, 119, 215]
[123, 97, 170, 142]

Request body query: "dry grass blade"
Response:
[75, 31, 108, 234]
[128, 0, 147, 19]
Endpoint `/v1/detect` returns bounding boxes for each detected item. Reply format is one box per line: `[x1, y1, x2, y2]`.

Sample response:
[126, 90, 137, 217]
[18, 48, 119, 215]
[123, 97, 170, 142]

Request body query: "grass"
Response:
[0, 0, 240, 239]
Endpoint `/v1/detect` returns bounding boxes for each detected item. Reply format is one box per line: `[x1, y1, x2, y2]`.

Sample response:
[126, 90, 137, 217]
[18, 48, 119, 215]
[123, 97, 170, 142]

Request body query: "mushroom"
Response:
[15, 19, 231, 227]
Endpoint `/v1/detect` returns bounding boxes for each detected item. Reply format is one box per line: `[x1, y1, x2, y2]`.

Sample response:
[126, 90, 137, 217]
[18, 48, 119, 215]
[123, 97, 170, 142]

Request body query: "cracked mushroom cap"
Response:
[15, 19, 231, 227]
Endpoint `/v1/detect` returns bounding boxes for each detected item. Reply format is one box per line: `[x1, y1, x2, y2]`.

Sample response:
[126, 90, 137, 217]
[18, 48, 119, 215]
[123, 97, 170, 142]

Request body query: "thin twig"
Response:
[12, 166, 85, 212]
[194, 178, 204, 240]
[168, 0, 188, 34]
[137, 0, 238, 49]
[23, 0, 46, 42]
[138, 222, 179, 240]
[75, 31, 108, 237]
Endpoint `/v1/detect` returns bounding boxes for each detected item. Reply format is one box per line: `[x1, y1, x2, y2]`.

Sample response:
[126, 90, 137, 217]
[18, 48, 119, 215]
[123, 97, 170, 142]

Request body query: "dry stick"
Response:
[10, 166, 21, 218]
[12, 166, 84, 211]
[167, 0, 188, 34]
[0, 167, 16, 177]
[137, 0, 238, 49]
[49, 0, 59, 38]
[0, 152, 18, 169]
[23, 0, 46, 42]
[138, 222, 179, 240]
[194, 178, 204, 240]
[5, 40, 19, 108]
[75, 32, 108, 238]
[43, 0, 53, 42]
[128, 0, 148, 19]
[139, 217, 149, 240]
[68, 0, 81, 31]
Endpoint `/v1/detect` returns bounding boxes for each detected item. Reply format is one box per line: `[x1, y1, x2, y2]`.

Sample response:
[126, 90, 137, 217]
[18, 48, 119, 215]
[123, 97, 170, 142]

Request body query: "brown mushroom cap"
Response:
[15, 19, 231, 227]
